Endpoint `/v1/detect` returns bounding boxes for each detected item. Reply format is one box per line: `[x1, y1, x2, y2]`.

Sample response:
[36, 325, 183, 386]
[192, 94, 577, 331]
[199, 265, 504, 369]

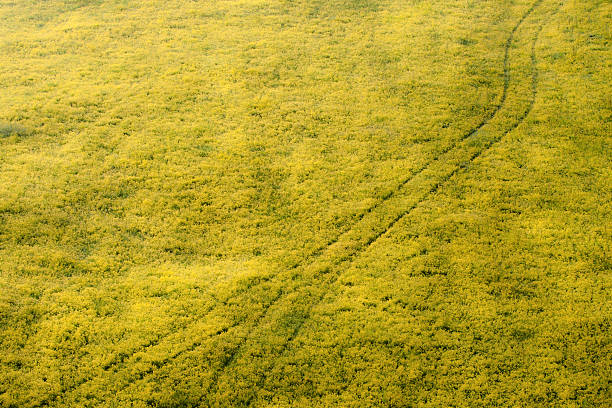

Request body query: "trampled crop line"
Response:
[201, 0, 545, 404]
[41, 3, 542, 406]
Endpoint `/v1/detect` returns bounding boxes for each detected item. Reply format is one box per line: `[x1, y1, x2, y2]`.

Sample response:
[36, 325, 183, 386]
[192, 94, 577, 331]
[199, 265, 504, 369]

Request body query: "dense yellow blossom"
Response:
[0, 0, 609, 406]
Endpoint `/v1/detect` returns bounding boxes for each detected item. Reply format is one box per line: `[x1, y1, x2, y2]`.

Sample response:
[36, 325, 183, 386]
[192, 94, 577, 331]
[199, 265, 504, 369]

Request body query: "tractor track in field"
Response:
[147, 0, 543, 401]
[39, 2, 544, 406]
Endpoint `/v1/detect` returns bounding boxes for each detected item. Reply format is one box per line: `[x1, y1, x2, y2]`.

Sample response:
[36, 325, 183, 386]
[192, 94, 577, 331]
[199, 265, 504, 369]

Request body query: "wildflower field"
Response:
[0, 0, 610, 406]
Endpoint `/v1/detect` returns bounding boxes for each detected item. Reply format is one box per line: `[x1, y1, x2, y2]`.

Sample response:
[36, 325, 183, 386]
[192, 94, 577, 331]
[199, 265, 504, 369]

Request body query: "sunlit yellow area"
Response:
[0, 0, 610, 406]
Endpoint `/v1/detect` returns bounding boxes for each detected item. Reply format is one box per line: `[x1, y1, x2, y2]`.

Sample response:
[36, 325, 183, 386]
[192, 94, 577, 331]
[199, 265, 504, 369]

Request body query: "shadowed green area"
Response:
[0, 0, 610, 407]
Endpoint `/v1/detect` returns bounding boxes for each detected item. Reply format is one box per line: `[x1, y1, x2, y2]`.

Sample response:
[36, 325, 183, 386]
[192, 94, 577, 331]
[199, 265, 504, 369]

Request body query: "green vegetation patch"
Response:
[0, 122, 29, 138]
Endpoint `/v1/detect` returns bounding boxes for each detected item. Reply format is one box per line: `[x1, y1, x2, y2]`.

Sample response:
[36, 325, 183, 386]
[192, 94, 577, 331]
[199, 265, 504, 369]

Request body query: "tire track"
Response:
[48, 2, 542, 406]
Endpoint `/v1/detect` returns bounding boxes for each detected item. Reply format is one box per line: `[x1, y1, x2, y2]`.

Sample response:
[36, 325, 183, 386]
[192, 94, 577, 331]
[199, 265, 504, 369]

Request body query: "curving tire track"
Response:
[147, 1, 545, 403]
[46, 2, 545, 406]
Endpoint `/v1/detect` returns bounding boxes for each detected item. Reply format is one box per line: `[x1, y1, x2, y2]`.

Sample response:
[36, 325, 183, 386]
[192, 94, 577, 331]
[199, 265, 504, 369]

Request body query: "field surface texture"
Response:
[0, 0, 610, 407]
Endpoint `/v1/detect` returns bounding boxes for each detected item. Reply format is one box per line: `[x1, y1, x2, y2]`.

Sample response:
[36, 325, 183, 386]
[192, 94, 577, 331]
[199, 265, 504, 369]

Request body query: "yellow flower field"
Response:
[0, 0, 610, 406]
